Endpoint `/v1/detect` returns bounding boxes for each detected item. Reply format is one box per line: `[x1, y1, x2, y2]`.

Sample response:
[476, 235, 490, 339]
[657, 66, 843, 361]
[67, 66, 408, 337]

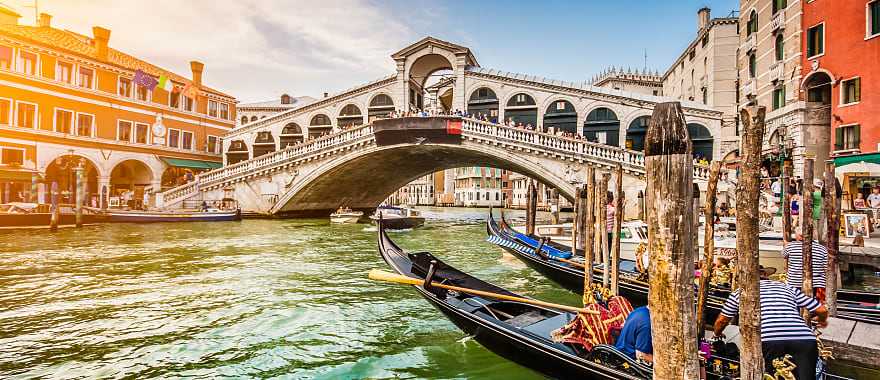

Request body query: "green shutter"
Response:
[818, 25, 824, 55]
[855, 78, 861, 102]
[835, 128, 844, 150]
[873, 2, 880, 35]
[854, 125, 861, 149]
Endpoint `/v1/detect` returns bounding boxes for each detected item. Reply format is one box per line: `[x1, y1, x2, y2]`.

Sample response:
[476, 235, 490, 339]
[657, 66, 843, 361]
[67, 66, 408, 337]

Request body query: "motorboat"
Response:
[330, 207, 363, 224]
[370, 205, 425, 229]
[91, 207, 241, 223]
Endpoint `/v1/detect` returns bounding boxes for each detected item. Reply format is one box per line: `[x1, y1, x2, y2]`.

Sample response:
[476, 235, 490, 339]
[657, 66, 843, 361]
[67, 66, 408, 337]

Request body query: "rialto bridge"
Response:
[157, 37, 729, 215]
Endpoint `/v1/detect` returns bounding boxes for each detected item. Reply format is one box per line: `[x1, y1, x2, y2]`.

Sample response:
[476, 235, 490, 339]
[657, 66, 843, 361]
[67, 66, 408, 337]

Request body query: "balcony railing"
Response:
[741, 34, 757, 53]
[770, 10, 786, 32]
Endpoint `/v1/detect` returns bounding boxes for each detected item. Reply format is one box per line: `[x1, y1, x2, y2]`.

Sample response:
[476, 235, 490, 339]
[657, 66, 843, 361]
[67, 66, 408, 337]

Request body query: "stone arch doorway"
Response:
[368, 94, 395, 122]
[109, 159, 153, 209]
[253, 131, 276, 158]
[543, 100, 577, 134]
[583, 107, 620, 146]
[309, 114, 332, 139]
[44, 154, 99, 206]
[687, 123, 714, 160]
[226, 140, 249, 165]
[804, 71, 832, 105]
[280, 123, 304, 148]
[337, 104, 363, 129]
[504, 93, 538, 127]
[625, 115, 650, 151]
[467, 87, 499, 121]
[802, 71, 833, 177]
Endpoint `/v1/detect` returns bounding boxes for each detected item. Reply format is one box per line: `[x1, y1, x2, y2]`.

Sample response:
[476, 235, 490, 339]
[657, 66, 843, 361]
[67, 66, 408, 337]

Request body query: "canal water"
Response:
[0, 207, 875, 379]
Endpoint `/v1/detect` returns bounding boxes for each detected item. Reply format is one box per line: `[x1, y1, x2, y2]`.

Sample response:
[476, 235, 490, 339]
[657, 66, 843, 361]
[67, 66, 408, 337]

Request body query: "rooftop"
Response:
[238, 95, 317, 109]
[0, 21, 234, 99]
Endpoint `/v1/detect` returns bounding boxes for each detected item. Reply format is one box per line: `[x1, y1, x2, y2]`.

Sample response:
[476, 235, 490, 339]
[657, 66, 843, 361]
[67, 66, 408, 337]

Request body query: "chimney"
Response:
[92, 26, 111, 60]
[323, 92, 328, 98]
[697, 7, 711, 30]
[37, 13, 51, 27]
[190, 61, 204, 87]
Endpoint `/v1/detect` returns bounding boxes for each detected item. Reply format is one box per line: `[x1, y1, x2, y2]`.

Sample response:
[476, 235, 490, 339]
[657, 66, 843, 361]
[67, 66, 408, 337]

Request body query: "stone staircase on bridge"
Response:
[156, 117, 723, 212]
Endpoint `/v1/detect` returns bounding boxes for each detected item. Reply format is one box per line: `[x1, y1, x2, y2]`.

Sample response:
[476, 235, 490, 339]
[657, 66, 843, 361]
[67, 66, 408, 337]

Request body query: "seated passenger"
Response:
[614, 305, 653, 363]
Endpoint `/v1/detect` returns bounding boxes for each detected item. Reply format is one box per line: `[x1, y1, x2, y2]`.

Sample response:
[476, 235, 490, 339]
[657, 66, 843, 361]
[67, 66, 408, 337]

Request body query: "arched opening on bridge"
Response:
[467, 87, 499, 121]
[280, 123, 304, 148]
[625, 116, 650, 151]
[804, 71, 832, 106]
[583, 107, 620, 146]
[253, 131, 276, 158]
[337, 104, 364, 129]
[436, 87, 454, 112]
[688, 123, 714, 161]
[250, 116, 258, 122]
[309, 114, 332, 139]
[368, 94, 395, 122]
[109, 159, 153, 208]
[44, 154, 98, 205]
[226, 140, 249, 165]
[240, 116, 248, 125]
[504, 93, 537, 127]
[409, 54, 454, 111]
[543, 100, 577, 134]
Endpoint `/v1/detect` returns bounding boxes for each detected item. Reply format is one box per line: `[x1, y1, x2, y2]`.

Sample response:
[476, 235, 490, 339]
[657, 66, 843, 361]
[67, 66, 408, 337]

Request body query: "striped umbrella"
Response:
[31, 173, 38, 203]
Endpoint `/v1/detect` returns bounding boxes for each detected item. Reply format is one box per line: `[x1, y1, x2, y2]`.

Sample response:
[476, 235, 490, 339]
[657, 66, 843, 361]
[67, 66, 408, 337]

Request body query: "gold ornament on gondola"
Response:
[710, 261, 733, 287]
[762, 355, 796, 380]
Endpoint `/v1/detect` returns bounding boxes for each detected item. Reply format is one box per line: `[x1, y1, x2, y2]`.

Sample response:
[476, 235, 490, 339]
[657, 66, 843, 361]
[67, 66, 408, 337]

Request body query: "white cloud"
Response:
[23, 0, 424, 102]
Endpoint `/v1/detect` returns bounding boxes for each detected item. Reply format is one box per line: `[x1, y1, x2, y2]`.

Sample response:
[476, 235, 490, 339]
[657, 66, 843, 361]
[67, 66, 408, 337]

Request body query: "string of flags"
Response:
[133, 69, 198, 97]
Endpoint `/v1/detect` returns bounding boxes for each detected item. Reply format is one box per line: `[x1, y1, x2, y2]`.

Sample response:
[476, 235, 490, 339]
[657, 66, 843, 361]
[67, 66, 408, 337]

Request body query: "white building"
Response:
[453, 166, 504, 207]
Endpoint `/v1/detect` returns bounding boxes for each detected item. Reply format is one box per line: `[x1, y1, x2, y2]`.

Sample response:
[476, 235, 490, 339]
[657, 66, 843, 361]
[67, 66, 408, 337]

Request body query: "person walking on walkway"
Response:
[713, 280, 828, 380]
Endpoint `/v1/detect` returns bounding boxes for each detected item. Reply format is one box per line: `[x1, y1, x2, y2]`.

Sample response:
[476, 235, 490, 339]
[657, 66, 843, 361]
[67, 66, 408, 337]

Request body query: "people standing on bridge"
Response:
[782, 226, 829, 302]
[713, 279, 828, 380]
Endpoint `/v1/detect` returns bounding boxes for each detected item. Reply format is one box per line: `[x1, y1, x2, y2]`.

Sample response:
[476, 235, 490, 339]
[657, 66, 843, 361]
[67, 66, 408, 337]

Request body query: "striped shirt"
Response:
[606, 205, 615, 232]
[720, 280, 821, 342]
[782, 240, 828, 288]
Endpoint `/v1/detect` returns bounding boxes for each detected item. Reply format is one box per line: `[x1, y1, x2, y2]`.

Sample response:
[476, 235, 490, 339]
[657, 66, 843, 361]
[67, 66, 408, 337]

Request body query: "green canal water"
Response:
[0, 207, 876, 379]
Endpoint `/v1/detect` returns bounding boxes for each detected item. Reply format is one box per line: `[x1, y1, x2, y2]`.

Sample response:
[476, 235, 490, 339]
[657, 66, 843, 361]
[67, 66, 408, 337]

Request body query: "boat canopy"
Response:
[160, 157, 223, 170]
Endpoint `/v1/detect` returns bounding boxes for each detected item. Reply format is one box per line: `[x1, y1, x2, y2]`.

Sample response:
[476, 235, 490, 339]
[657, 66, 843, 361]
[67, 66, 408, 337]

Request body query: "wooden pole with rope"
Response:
[802, 158, 815, 300]
[571, 186, 581, 258]
[697, 160, 722, 337]
[598, 173, 610, 287]
[824, 162, 840, 316]
[611, 163, 624, 296]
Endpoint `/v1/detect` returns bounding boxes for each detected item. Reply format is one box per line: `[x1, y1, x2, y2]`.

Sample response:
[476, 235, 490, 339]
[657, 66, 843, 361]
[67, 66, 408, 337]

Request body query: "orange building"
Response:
[0, 10, 236, 208]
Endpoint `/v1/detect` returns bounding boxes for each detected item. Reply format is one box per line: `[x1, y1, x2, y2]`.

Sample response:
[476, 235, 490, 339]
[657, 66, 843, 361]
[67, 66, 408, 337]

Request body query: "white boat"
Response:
[330, 207, 363, 224]
[370, 205, 425, 229]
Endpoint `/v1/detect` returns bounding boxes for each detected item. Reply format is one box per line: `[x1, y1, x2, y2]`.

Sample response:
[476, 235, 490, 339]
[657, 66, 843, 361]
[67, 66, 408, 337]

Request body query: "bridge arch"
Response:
[368, 92, 395, 121]
[253, 131, 277, 158]
[625, 115, 651, 151]
[226, 139, 249, 165]
[687, 122, 714, 160]
[542, 98, 578, 134]
[583, 106, 620, 146]
[502, 92, 539, 127]
[280, 123, 304, 148]
[337, 104, 364, 129]
[407, 53, 455, 110]
[271, 142, 577, 215]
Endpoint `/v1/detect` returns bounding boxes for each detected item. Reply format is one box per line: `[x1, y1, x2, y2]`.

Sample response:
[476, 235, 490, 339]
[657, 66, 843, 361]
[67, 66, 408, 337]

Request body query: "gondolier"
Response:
[783, 226, 829, 302]
[713, 279, 829, 380]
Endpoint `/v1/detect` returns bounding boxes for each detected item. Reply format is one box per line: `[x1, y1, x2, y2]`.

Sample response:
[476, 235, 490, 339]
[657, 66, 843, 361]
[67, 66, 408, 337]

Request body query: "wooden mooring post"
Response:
[737, 106, 766, 380]
[550, 188, 560, 225]
[782, 161, 793, 241]
[802, 158, 815, 300]
[74, 165, 84, 228]
[526, 180, 537, 236]
[49, 181, 59, 232]
[571, 186, 581, 258]
[584, 167, 595, 264]
[824, 162, 841, 316]
[611, 163, 624, 296]
[697, 160, 722, 336]
[644, 102, 700, 379]
[598, 173, 610, 287]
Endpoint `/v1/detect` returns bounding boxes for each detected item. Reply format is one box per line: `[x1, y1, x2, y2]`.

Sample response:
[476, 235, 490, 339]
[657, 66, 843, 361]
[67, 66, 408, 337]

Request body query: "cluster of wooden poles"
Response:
[47, 165, 87, 231]
[520, 103, 843, 380]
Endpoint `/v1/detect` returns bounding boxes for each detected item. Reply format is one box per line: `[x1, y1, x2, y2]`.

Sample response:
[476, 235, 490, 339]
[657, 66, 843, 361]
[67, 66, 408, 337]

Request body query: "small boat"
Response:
[370, 205, 425, 229]
[376, 220, 850, 379]
[330, 207, 363, 224]
[492, 212, 880, 324]
[92, 207, 241, 223]
[0, 203, 102, 230]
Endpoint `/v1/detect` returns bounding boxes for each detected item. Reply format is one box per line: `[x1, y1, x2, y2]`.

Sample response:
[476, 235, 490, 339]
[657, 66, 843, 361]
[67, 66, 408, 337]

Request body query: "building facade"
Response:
[803, 0, 880, 204]
[453, 166, 504, 207]
[663, 7, 740, 161]
[0, 12, 236, 207]
[590, 67, 663, 96]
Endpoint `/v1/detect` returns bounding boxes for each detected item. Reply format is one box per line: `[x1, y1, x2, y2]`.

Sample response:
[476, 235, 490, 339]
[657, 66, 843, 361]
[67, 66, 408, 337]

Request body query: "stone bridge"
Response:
[157, 117, 723, 217]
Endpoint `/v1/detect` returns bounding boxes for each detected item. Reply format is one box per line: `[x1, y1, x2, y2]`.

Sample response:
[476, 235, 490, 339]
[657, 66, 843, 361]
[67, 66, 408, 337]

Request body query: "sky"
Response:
[6, 0, 739, 103]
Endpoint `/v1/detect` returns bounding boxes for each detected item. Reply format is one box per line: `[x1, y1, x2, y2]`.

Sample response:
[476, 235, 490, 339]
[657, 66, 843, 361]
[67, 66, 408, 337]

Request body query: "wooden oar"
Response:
[368, 269, 598, 315]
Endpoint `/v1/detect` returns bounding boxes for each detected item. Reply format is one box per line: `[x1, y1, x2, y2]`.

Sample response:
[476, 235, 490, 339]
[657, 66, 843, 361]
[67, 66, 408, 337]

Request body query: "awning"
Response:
[0, 169, 41, 182]
[834, 152, 880, 167]
[160, 157, 222, 170]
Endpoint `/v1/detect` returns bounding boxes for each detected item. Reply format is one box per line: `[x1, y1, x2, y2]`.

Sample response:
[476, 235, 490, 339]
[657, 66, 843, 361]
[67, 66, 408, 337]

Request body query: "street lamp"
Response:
[768, 127, 793, 215]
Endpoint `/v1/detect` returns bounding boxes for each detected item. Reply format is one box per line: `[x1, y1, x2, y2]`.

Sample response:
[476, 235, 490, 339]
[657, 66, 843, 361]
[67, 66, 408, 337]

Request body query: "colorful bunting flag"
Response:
[133, 69, 158, 90]
[156, 75, 173, 92]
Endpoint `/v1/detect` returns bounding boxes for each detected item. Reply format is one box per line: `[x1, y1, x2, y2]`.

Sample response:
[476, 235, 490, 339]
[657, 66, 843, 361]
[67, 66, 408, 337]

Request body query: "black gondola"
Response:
[487, 211, 880, 325]
[375, 220, 851, 380]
